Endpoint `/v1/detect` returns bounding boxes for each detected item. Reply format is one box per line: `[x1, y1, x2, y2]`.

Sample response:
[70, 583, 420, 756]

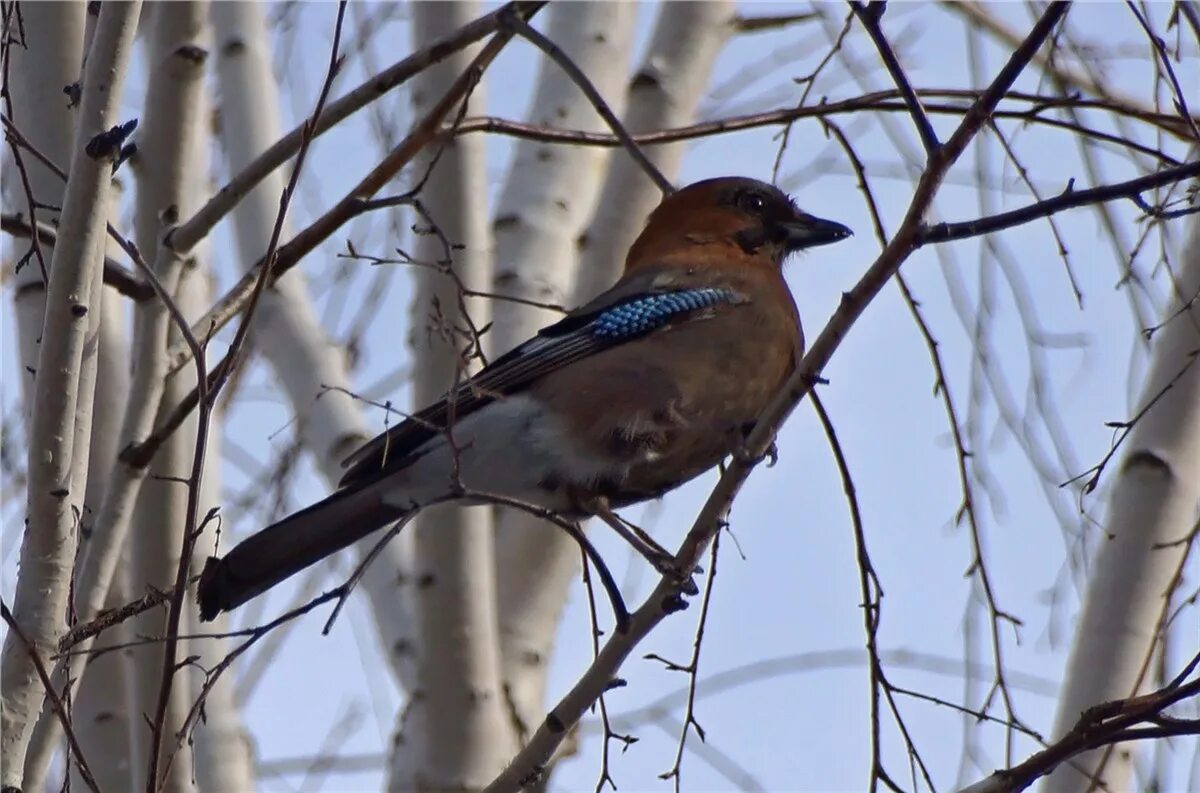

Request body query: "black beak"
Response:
[781, 213, 853, 250]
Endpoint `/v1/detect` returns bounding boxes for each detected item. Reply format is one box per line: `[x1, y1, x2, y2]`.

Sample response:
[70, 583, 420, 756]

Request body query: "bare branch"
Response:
[171, 0, 546, 253]
[483, 6, 1071, 790]
[505, 11, 674, 195]
[0, 601, 100, 793]
[850, 1, 941, 157]
[162, 5, 542, 379]
[921, 161, 1200, 245]
[1, 212, 153, 300]
[946, 0, 1199, 140]
[959, 663, 1200, 793]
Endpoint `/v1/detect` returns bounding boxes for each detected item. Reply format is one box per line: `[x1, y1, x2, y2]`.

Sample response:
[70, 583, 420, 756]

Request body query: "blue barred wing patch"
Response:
[341, 286, 743, 485]
[591, 288, 740, 340]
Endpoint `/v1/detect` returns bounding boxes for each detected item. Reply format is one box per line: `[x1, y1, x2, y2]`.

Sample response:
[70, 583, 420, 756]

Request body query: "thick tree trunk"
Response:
[489, 0, 636, 745]
[573, 0, 735, 303]
[209, 3, 420, 696]
[6, 6, 137, 789]
[388, 3, 514, 788]
[0, 3, 140, 787]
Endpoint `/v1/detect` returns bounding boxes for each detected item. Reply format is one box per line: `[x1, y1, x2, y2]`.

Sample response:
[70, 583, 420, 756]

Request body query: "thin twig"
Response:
[816, 120, 944, 790]
[170, 0, 545, 253]
[659, 532, 722, 792]
[1178, 2, 1200, 43]
[958, 659, 1200, 793]
[449, 93, 1185, 165]
[578, 547, 626, 793]
[504, 10, 674, 195]
[850, 1, 941, 156]
[945, 0, 1198, 140]
[161, 3, 545, 379]
[920, 161, 1200, 245]
[146, 8, 350, 789]
[1, 212, 154, 300]
[1124, 2, 1200, 142]
[483, 6, 1071, 790]
[1, 601, 100, 793]
[56, 586, 172, 651]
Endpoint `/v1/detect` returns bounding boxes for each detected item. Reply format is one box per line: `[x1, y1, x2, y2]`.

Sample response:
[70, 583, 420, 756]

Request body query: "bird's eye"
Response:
[736, 190, 768, 215]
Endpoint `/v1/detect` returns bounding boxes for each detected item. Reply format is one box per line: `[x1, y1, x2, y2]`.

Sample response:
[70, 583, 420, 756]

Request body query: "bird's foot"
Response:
[646, 550, 700, 596]
[732, 438, 778, 467]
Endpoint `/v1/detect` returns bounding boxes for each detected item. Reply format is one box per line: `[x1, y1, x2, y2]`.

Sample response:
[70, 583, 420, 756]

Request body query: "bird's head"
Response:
[625, 176, 852, 270]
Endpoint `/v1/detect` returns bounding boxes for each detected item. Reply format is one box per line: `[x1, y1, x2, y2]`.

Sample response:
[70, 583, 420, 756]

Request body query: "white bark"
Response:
[6, 1, 85, 402]
[190, 606, 256, 793]
[119, 5, 212, 789]
[4, 5, 85, 780]
[62, 287, 134, 793]
[209, 0, 417, 690]
[488, 0, 636, 741]
[187, 372, 252, 791]
[179, 1, 512, 253]
[388, 3, 513, 788]
[38, 196, 136, 793]
[6, 7, 138, 789]
[170, 251, 250, 793]
[1044, 175, 1200, 792]
[177, 267, 248, 793]
[0, 2, 140, 788]
[572, 0, 735, 304]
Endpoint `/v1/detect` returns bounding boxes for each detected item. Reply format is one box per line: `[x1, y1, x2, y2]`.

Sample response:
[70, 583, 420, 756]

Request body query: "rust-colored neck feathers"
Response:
[624, 179, 777, 272]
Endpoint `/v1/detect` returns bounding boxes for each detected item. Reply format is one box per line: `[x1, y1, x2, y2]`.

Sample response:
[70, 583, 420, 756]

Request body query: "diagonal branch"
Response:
[161, 4, 544, 380]
[505, 11, 674, 195]
[448, 89, 1187, 164]
[919, 160, 1200, 245]
[958, 660, 1200, 793]
[170, 0, 545, 253]
[482, 4, 1071, 790]
[1, 602, 100, 793]
[1, 211, 154, 300]
[849, 1, 941, 157]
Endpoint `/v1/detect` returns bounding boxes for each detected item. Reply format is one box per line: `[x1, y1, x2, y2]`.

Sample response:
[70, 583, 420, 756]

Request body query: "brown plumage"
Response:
[197, 176, 851, 620]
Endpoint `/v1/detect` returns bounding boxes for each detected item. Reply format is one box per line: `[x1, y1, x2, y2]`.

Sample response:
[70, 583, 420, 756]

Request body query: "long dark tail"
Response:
[197, 483, 409, 621]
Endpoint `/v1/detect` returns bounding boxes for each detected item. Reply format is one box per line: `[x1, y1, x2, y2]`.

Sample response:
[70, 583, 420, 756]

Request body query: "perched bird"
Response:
[197, 176, 851, 621]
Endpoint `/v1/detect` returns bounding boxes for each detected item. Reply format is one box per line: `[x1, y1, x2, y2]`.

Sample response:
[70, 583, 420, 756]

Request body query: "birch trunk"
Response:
[1044, 174, 1200, 792]
[59, 208, 136, 793]
[187, 371, 253, 793]
[489, 0, 636, 742]
[209, 0, 418, 691]
[173, 257, 249, 787]
[573, 0, 735, 303]
[119, 5, 214, 789]
[5, 5, 137, 789]
[388, 3, 513, 787]
[6, 0, 85, 424]
[0, 3, 140, 787]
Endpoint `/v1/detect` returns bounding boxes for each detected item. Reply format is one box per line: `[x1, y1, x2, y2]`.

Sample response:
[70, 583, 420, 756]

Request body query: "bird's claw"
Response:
[764, 441, 779, 466]
[732, 439, 778, 467]
[648, 552, 700, 596]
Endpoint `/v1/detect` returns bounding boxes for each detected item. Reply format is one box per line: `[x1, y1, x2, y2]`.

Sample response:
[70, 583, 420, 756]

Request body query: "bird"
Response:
[197, 176, 851, 621]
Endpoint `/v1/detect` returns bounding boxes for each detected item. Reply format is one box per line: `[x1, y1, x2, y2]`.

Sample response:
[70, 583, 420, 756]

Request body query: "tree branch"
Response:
[505, 11, 674, 195]
[849, 1, 941, 157]
[959, 663, 1200, 793]
[161, 4, 543, 380]
[920, 160, 1200, 245]
[483, 4, 1071, 790]
[1, 212, 154, 300]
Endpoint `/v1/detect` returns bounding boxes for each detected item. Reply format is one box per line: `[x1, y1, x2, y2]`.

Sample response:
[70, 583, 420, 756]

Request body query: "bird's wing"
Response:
[338, 279, 747, 488]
